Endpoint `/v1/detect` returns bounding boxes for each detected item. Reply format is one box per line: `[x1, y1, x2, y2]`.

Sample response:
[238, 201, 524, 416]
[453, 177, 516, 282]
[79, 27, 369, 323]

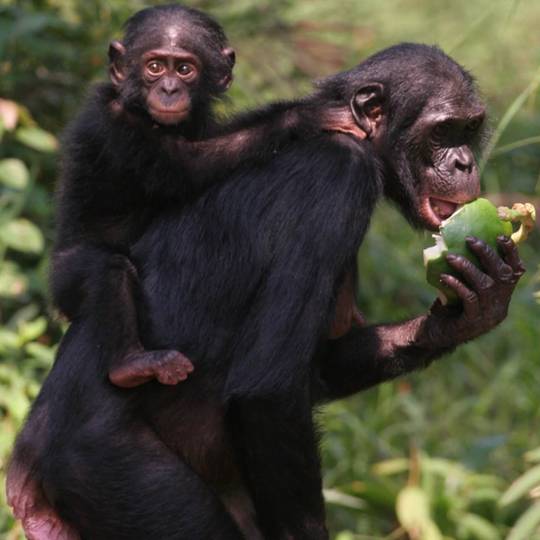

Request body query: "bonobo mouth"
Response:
[149, 107, 190, 126]
[421, 197, 464, 230]
[430, 197, 460, 220]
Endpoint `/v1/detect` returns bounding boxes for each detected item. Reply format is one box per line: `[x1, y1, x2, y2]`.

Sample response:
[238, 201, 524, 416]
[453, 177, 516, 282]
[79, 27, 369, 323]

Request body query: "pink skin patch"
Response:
[7, 472, 79, 540]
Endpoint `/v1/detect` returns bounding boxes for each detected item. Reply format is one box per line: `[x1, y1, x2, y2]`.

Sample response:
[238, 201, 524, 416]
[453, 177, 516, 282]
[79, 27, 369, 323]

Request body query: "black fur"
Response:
[52, 4, 353, 390]
[9, 44, 493, 539]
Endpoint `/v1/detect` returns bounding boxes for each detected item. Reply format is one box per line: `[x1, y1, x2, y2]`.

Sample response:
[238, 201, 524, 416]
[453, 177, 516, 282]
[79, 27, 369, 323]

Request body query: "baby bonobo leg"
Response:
[95, 254, 194, 388]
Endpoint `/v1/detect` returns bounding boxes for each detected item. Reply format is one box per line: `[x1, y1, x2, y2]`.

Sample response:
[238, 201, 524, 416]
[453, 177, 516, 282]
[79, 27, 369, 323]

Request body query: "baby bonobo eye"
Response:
[177, 63, 195, 77]
[146, 60, 165, 76]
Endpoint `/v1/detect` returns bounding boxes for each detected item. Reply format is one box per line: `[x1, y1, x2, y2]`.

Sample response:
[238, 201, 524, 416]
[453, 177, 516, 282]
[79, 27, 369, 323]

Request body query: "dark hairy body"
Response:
[53, 4, 358, 390]
[8, 44, 525, 539]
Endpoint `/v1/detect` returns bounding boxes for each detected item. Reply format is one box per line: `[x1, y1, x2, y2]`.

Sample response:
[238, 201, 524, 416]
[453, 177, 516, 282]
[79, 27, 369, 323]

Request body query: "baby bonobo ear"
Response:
[108, 40, 127, 87]
[216, 47, 236, 92]
[350, 83, 385, 139]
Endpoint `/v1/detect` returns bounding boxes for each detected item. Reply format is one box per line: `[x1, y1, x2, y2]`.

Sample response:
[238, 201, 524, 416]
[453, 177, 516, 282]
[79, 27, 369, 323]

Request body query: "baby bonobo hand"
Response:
[421, 236, 525, 348]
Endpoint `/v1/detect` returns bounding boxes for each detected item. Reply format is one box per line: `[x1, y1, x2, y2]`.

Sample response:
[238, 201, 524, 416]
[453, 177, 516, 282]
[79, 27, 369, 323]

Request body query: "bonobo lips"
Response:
[150, 107, 190, 125]
[420, 197, 465, 230]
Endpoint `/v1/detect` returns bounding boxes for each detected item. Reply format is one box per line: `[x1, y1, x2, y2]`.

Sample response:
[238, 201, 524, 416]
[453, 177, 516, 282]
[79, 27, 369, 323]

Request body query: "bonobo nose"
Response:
[161, 79, 180, 96]
[454, 147, 474, 173]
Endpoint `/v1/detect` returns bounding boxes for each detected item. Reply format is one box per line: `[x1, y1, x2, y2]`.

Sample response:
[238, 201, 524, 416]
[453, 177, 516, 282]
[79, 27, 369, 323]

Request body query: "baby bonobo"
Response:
[53, 5, 362, 390]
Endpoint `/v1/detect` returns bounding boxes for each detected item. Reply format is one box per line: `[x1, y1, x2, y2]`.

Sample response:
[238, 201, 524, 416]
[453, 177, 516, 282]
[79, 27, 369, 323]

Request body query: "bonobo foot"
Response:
[7, 469, 79, 540]
[109, 349, 194, 388]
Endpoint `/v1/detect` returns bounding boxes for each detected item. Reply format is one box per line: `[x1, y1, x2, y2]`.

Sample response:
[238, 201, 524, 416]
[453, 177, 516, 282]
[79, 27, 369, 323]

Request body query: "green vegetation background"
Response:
[0, 1, 539, 538]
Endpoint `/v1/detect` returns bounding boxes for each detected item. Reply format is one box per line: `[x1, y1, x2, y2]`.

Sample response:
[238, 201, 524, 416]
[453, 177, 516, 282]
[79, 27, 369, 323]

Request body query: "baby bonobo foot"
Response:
[109, 349, 194, 388]
[149, 350, 194, 385]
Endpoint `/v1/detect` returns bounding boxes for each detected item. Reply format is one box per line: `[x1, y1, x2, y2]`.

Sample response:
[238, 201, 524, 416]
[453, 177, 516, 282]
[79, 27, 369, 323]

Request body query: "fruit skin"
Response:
[424, 198, 513, 304]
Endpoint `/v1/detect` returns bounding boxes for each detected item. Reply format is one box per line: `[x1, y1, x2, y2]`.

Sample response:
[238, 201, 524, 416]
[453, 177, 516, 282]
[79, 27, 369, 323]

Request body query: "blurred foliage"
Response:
[0, 0, 539, 538]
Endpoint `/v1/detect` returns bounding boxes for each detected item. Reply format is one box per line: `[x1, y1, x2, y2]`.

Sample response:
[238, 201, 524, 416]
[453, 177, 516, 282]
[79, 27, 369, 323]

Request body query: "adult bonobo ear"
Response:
[217, 47, 236, 92]
[350, 83, 385, 139]
[108, 40, 127, 87]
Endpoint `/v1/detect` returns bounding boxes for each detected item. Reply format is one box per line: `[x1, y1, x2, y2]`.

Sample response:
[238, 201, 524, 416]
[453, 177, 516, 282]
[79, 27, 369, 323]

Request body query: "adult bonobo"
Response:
[8, 44, 524, 539]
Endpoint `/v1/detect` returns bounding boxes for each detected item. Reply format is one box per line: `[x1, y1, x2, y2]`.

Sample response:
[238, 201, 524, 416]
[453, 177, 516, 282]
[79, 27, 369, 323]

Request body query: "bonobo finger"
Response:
[440, 274, 480, 319]
[465, 237, 512, 280]
[497, 236, 526, 277]
[446, 254, 495, 291]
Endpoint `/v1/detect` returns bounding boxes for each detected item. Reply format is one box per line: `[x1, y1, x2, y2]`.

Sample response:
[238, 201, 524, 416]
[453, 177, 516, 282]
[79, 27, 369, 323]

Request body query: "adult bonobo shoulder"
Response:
[8, 44, 524, 539]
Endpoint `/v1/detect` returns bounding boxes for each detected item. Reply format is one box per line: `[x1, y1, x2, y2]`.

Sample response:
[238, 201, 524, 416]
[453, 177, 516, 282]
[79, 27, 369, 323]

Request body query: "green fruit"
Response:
[424, 198, 514, 305]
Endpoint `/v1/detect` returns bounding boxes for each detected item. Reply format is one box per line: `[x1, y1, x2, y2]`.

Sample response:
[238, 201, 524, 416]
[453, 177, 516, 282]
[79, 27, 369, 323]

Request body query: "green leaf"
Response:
[507, 501, 540, 540]
[15, 126, 58, 153]
[335, 532, 355, 540]
[0, 158, 30, 190]
[0, 218, 45, 254]
[0, 381, 30, 423]
[0, 328, 19, 352]
[372, 458, 409, 476]
[500, 465, 540, 507]
[17, 317, 47, 344]
[323, 489, 366, 509]
[459, 513, 501, 540]
[525, 448, 540, 464]
[396, 486, 443, 540]
[0, 261, 29, 298]
[25, 342, 55, 367]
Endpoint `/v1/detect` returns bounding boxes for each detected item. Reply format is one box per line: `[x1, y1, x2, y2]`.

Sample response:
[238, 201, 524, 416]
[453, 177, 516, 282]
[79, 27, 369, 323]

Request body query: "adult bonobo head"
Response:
[108, 4, 235, 128]
[321, 43, 486, 231]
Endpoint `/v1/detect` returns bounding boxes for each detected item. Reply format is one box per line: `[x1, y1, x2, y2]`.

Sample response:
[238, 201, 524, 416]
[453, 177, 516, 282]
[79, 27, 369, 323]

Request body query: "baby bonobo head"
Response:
[108, 4, 235, 128]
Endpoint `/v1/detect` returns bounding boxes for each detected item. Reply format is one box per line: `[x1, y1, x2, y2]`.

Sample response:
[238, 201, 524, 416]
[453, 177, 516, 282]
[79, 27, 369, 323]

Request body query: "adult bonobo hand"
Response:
[421, 235, 525, 348]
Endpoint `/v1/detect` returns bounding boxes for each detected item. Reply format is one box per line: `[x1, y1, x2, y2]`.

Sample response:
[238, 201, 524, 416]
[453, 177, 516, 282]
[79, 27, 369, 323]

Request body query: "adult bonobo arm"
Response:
[320, 235, 525, 400]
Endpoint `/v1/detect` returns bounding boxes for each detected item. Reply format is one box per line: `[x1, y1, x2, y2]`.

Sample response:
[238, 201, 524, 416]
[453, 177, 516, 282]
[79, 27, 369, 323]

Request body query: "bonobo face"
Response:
[405, 94, 486, 230]
[108, 25, 235, 127]
[347, 45, 487, 231]
[139, 47, 201, 125]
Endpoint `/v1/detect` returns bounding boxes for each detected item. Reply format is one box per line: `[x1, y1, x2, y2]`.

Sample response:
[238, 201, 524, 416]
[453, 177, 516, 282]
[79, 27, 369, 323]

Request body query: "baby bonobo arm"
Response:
[179, 102, 365, 190]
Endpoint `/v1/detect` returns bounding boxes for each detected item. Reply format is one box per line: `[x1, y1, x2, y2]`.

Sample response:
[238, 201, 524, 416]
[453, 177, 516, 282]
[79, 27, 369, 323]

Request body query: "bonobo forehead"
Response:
[423, 86, 485, 123]
[122, 5, 229, 63]
[132, 22, 213, 57]
[336, 43, 486, 134]
[392, 45, 481, 112]
[338, 43, 483, 114]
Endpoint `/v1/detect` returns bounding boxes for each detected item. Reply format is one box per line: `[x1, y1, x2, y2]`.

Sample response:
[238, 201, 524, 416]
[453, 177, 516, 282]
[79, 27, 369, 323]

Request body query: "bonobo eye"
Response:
[466, 118, 483, 132]
[146, 61, 165, 76]
[432, 122, 451, 139]
[177, 64, 195, 77]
